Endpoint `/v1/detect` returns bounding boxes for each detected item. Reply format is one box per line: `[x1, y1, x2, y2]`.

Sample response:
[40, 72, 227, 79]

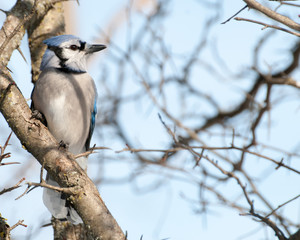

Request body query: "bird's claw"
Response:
[59, 140, 69, 150]
[31, 110, 47, 126]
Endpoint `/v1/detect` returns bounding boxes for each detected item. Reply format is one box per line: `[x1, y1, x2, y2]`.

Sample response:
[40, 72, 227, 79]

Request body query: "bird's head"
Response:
[41, 35, 106, 73]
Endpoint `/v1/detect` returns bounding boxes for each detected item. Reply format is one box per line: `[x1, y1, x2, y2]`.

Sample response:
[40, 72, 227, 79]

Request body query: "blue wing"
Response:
[85, 98, 97, 150]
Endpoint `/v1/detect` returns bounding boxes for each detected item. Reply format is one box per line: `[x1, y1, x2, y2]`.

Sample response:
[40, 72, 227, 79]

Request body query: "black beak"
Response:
[86, 44, 106, 54]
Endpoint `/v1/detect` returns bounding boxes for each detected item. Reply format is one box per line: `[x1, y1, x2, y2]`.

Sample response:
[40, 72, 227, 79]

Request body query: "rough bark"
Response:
[0, 1, 125, 239]
[27, 1, 65, 83]
[26, 1, 87, 238]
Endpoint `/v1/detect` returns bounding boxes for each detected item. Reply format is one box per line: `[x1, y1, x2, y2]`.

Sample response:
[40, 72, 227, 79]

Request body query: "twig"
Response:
[0, 161, 20, 166]
[241, 211, 288, 240]
[8, 220, 27, 230]
[247, 83, 272, 147]
[231, 128, 235, 146]
[181, 144, 288, 240]
[266, 194, 300, 218]
[116, 145, 300, 174]
[281, 2, 300, 7]
[180, 144, 254, 208]
[243, 0, 300, 32]
[221, 5, 248, 24]
[0, 178, 25, 195]
[0, 132, 12, 163]
[15, 185, 30, 200]
[16, 180, 81, 200]
[74, 146, 111, 159]
[158, 113, 177, 142]
[234, 17, 300, 37]
[193, 148, 204, 168]
[27, 181, 80, 194]
[17, 47, 27, 63]
[265, 76, 300, 88]
[5, 220, 27, 239]
[40, 160, 45, 183]
[116, 147, 180, 154]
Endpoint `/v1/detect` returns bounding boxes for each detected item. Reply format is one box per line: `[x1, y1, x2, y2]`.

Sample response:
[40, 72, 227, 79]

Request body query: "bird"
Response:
[31, 35, 106, 224]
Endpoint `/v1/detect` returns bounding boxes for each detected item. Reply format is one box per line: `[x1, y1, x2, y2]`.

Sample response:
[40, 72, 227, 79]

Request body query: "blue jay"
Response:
[31, 35, 106, 224]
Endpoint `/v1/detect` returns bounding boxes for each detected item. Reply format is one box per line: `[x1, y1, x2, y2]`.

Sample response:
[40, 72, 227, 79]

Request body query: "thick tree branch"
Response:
[0, 62, 124, 240]
[290, 229, 300, 240]
[0, 0, 33, 67]
[27, 1, 65, 83]
[0, 1, 125, 239]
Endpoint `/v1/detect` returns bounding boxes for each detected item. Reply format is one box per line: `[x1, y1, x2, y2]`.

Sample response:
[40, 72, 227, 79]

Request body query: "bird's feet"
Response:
[31, 110, 47, 126]
[59, 140, 69, 150]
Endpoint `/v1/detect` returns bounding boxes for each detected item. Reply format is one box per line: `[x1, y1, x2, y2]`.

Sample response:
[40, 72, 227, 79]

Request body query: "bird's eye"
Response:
[70, 45, 79, 51]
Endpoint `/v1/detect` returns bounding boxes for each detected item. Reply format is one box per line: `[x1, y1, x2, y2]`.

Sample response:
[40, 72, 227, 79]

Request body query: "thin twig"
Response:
[0, 161, 20, 166]
[5, 219, 27, 239]
[181, 144, 288, 240]
[243, 0, 300, 32]
[281, 2, 300, 7]
[0, 178, 25, 195]
[221, 5, 248, 24]
[74, 146, 111, 159]
[235, 17, 300, 37]
[0, 132, 12, 163]
[116, 145, 300, 174]
[266, 194, 300, 218]
[17, 47, 27, 63]
[16, 181, 81, 200]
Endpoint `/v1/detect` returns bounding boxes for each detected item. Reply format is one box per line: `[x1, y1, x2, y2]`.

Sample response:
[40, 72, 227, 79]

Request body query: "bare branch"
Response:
[0, 132, 12, 164]
[74, 146, 112, 159]
[5, 220, 27, 240]
[0, 1, 125, 239]
[16, 180, 81, 201]
[0, 178, 25, 195]
[221, 5, 248, 24]
[243, 0, 300, 31]
[266, 194, 300, 218]
[235, 17, 300, 37]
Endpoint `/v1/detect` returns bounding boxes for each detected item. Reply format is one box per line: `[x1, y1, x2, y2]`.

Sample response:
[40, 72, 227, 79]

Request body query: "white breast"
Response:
[32, 68, 96, 156]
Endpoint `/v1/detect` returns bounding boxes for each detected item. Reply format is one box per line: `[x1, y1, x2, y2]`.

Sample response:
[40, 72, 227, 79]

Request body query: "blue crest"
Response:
[43, 35, 81, 47]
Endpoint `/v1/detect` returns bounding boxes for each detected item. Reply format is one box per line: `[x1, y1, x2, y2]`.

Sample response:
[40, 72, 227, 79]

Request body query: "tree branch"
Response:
[235, 17, 300, 37]
[0, 1, 125, 239]
[243, 0, 300, 31]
